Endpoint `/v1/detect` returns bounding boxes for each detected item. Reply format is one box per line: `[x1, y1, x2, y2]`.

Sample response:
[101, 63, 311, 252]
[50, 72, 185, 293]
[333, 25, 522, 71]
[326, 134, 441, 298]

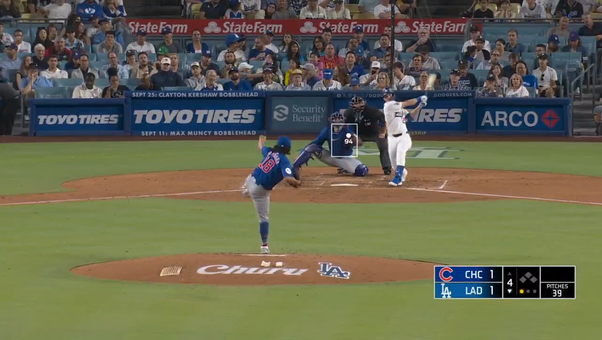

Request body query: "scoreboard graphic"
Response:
[434, 265, 576, 299]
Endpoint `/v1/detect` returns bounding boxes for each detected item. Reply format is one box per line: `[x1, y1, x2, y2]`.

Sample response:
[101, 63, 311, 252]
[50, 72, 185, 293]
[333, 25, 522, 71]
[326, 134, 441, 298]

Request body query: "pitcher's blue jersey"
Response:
[252, 146, 294, 190]
[310, 126, 355, 157]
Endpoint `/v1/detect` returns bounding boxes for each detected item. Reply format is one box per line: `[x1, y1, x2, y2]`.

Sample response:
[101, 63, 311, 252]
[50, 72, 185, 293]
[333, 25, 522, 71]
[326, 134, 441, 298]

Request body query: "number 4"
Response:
[507, 278, 513, 286]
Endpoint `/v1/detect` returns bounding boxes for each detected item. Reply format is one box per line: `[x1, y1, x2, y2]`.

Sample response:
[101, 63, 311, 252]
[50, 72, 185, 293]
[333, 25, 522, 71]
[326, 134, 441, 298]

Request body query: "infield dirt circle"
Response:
[2, 166, 601, 286]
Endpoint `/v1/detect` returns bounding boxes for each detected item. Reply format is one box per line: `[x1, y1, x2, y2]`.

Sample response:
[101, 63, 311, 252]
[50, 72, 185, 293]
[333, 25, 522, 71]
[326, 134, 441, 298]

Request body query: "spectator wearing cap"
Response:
[344, 73, 361, 90]
[96, 31, 123, 54]
[547, 16, 571, 38]
[237, 62, 254, 75]
[202, 0, 227, 18]
[285, 69, 311, 90]
[462, 26, 491, 53]
[71, 54, 99, 79]
[373, 0, 405, 18]
[502, 52, 520, 78]
[241, 0, 261, 17]
[151, 57, 185, 89]
[196, 70, 223, 91]
[360, 61, 381, 85]
[21, 63, 52, 98]
[199, 50, 220, 76]
[374, 26, 403, 54]
[77, 0, 105, 21]
[320, 43, 344, 70]
[13, 30, 30, 54]
[506, 73, 530, 97]
[93, 19, 125, 46]
[300, 0, 327, 18]
[254, 67, 283, 90]
[519, 0, 546, 18]
[405, 27, 436, 53]
[261, 30, 278, 53]
[301, 63, 319, 86]
[343, 51, 365, 77]
[186, 62, 206, 89]
[479, 74, 503, 97]
[457, 60, 478, 88]
[312, 68, 341, 90]
[392, 62, 415, 90]
[505, 29, 525, 55]
[358, 0, 379, 14]
[130, 52, 156, 79]
[126, 30, 156, 54]
[39, 0, 70, 19]
[155, 27, 182, 54]
[40, 55, 68, 79]
[353, 26, 371, 53]
[472, 0, 494, 18]
[44, 38, 73, 62]
[123, 50, 138, 73]
[72, 72, 102, 98]
[103, 67, 128, 98]
[249, 37, 274, 61]
[555, 0, 583, 17]
[185, 30, 209, 54]
[441, 69, 470, 90]
[100, 52, 129, 79]
[327, 0, 351, 18]
[64, 51, 82, 70]
[283, 58, 301, 86]
[562, 32, 588, 60]
[218, 34, 247, 63]
[32, 44, 49, 70]
[65, 27, 84, 52]
[0, 44, 21, 73]
[532, 53, 558, 97]
[515, 60, 538, 89]
[225, 0, 245, 17]
[547, 34, 561, 53]
[224, 67, 253, 90]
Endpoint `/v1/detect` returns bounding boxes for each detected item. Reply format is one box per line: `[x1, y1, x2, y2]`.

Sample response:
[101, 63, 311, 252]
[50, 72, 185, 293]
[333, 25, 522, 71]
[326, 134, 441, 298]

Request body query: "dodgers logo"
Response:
[318, 262, 350, 279]
[440, 283, 452, 298]
[273, 105, 289, 122]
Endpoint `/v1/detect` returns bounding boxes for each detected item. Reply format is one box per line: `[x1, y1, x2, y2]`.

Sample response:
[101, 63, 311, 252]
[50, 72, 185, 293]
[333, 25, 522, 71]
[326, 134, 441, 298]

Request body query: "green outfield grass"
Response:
[0, 140, 600, 340]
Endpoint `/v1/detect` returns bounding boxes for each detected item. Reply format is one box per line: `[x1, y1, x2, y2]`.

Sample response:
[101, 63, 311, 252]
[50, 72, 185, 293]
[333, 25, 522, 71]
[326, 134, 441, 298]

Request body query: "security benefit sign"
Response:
[30, 99, 124, 136]
[269, 94, 330, 133]
[332, 91, 471, 134]
[475, 101, 567, 135]
[129, 91, 265, 137]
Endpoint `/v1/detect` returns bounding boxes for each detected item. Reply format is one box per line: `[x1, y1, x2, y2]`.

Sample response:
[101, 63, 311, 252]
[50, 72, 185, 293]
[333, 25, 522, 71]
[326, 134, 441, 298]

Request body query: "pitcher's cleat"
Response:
[261, 246, 270, 254]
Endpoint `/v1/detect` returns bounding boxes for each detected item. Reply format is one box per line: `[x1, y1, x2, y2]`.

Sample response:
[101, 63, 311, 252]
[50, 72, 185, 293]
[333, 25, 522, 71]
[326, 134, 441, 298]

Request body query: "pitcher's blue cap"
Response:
[277, 136, 291, 149]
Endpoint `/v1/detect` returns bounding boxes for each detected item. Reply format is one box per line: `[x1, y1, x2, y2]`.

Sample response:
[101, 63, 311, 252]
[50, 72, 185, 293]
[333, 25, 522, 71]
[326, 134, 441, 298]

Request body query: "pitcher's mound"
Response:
[72, 253, 436, 286]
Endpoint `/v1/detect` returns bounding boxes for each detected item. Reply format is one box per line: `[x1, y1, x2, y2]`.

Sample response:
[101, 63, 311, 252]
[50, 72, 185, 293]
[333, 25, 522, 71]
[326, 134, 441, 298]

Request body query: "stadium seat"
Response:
[17, 53, 30, 59]
[84, 45, 92, 54]
[436, 42, 461, 52]
[35, 87, 67, 99]
[550, 52, 581, 69]
[187, 53, 202, 61]
[96, 54, 109, 61]
[147, 53, 157, 61]
[126, 78, 141, 88]
[353, 13, 375, 19]
[579, 36, 596, 61]
[439, 59, 458, 70]
[399, 52, 414, 64]
[250, 60, 264, 69]
[117, 53, 125, 60]
[347, 4, 359, 13]
[526, 86, 536, 97]
[429, 52, 458, 61]
[472, 69, 490, 84]
[164, 86, 192, 91]
[95, 78, 110, 88]
[5, 69, 17, 83]
[487, 3, 497, 12]
[280, 60, 289, 71]
[521, 55, 536, 70]
[59, 61, 68, 69]
[52, 78, 84, 87]
[92, 61, 106, 70]
[510, 3, 521, 15]
[217, 78, 229, 85]
[178, 53, 188, 63]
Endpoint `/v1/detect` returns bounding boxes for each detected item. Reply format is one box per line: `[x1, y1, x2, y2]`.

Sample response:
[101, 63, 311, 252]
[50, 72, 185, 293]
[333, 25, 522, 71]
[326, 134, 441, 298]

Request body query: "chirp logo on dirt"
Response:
[197, 265, 308, 276]
[358, 146, 461, 159]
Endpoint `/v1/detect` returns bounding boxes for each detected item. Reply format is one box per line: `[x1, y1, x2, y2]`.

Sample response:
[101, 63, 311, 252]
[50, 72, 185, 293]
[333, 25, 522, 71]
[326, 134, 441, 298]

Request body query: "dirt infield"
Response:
[1, 167, 601, 206]
[71, 254, 436, 285]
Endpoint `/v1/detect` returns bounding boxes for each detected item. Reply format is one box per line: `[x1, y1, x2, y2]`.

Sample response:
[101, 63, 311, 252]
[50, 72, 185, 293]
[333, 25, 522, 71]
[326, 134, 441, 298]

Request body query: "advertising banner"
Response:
[29, 99, 125, 136]
[126, 19, 468, 36]
[474, 98, 570, 135]
[267, 92, 330, 134]
[332, 91, 472, 135]
[128, 91, 265, 137]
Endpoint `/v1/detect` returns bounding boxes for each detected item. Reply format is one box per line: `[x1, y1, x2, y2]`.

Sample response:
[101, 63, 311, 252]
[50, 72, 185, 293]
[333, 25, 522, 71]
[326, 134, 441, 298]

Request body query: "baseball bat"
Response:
[426, 74, 437, 90]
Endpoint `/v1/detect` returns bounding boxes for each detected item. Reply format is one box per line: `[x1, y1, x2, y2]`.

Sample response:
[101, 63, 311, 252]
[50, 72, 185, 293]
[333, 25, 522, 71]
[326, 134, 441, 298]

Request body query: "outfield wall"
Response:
[29, 91, 572, 137]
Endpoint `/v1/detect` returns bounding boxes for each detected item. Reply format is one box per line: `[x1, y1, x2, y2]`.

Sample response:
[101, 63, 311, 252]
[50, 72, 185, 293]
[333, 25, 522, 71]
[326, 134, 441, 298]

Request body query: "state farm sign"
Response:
[127, 19, 467, 36]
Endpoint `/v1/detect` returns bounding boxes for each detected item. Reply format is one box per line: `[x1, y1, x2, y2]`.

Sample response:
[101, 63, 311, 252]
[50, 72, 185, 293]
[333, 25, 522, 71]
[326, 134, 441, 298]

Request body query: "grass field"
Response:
[0, 140, 600, 340]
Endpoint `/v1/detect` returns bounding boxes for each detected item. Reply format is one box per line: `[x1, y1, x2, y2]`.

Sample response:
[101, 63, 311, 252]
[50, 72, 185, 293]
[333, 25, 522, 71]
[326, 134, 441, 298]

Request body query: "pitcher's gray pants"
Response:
[245, 175, 270, 223]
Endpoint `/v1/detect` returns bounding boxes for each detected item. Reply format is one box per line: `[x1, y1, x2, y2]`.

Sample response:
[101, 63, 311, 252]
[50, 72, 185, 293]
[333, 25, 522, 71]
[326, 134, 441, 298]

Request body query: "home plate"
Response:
[330, 183, 358, 187]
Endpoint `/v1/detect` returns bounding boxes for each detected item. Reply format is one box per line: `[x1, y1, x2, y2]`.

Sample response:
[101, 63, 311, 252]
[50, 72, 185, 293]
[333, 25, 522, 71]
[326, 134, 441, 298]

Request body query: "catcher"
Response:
[344, 95, 392, 175]
[292, 112, 369, 178]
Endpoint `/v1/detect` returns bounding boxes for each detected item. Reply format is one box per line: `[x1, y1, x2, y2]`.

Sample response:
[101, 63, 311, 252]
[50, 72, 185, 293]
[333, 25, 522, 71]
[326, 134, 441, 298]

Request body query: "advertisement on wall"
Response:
[332, 91, 472, 135]
[475, 105, 565, 134]
[268, 94, 330, 133]
[126, 19, 468, 36]
[129, 91, 265, 137]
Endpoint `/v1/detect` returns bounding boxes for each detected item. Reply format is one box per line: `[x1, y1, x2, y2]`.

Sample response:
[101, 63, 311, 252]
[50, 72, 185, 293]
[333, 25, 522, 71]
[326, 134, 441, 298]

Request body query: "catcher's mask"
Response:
[349, 95, 366, 113]
[330, 111, 345, 133]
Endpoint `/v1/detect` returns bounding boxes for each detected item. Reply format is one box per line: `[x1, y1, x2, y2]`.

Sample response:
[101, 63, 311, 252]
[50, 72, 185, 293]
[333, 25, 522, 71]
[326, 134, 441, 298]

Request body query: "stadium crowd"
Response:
[0, 0, 598, 134]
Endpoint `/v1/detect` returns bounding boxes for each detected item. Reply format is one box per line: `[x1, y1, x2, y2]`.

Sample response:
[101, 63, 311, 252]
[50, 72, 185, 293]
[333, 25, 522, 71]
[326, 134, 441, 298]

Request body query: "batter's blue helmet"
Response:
[329, 111, 345, 124]
[382, 87, 395, 97]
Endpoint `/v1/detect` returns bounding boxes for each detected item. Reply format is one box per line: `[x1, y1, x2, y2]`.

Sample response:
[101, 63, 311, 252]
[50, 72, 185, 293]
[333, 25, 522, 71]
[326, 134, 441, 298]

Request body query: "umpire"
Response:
[343, 96, 392, 175]
[0, 83, 21, 136]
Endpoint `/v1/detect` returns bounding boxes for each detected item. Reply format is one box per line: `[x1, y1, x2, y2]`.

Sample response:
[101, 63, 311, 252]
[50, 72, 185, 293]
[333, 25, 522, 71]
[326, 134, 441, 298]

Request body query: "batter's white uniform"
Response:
[383, 100, 412, 168]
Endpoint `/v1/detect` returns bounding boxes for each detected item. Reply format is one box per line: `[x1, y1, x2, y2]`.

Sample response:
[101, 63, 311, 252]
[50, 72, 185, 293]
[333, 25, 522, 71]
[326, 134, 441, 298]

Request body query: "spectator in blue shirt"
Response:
[77, 0, 105, 22]
[561, 32, 588, 61]
[372, 34, 389, 60]
[0, 44, 21, 75]
[186, 29, 209, 53]
[515, 61, 538, 88]
[353, 26, 370, 53]
[20, 63, 53, 98]
[100, 52, 129, 79]
[92, 19, 125, 46]
[342, 51, 364, 76]
[248, 37, 273, 61]
[505, 29, 525, 55]
[103, 0, 127, 18]
[224, 67, 253, 90]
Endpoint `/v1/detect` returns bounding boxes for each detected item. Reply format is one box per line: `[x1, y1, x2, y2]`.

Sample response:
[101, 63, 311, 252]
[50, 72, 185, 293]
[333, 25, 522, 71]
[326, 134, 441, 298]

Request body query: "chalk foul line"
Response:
[406, 187, 602, 207]
[0, 189, 244, 207]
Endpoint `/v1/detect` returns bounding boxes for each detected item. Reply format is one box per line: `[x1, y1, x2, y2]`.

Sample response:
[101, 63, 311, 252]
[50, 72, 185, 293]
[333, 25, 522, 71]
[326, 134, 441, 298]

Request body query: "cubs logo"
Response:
[318, 262, 351, 279]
